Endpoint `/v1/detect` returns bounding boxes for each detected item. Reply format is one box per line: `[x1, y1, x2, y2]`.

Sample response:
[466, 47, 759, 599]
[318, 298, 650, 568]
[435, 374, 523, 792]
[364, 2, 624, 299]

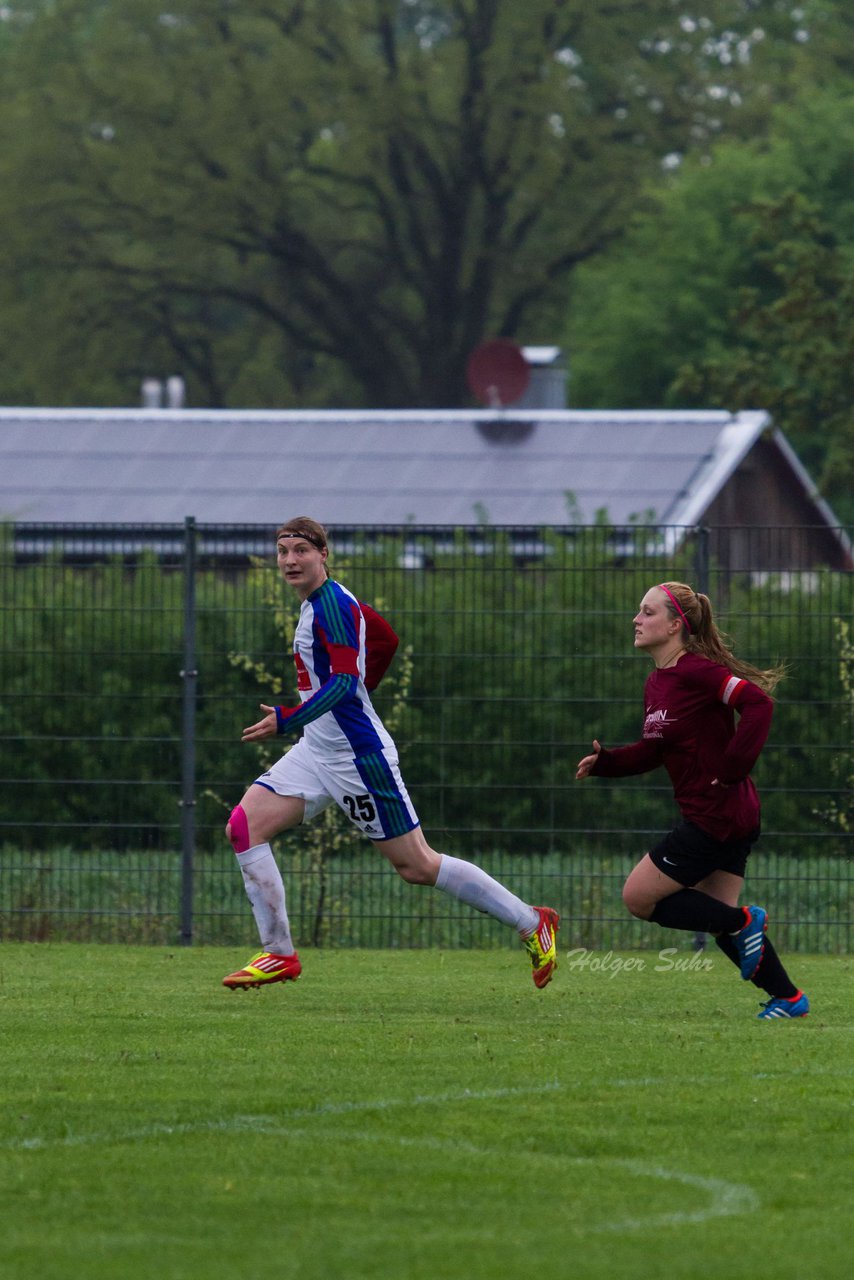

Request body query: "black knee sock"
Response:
[649, 890, 745, 935]
[714, 933, 798, 999]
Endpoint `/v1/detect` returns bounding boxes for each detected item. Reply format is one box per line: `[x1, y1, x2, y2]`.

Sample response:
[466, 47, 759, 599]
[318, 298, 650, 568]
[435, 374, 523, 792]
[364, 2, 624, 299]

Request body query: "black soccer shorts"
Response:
[648, 821, 760, 886]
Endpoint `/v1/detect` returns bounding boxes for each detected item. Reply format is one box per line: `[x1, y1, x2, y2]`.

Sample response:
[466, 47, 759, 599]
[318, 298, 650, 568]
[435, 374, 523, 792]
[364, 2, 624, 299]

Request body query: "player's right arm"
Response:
[241, 705, 279, 741]
[269, 583, 361, 737]
[576, 740, 602, 778]
[579, 738, 664, 778]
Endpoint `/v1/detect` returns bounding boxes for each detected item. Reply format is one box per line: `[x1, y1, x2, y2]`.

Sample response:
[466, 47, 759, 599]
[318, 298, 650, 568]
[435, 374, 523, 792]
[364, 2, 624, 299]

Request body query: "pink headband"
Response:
[659, 584, 693, 633]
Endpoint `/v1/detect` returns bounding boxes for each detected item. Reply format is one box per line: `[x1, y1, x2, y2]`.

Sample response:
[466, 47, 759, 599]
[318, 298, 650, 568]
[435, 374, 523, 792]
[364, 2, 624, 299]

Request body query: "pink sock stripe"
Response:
[228, 804, 251, 853]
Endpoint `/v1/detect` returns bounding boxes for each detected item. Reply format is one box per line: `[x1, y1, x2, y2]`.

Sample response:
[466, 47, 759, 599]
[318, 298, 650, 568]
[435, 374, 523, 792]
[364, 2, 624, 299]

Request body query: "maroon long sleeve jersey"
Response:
[591, 652, 774, 841]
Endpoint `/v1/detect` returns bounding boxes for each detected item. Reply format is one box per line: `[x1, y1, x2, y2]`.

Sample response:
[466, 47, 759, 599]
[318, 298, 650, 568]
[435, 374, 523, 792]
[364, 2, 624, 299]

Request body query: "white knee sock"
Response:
[435, 854, 538, 933]
[236, 842, 295, 954]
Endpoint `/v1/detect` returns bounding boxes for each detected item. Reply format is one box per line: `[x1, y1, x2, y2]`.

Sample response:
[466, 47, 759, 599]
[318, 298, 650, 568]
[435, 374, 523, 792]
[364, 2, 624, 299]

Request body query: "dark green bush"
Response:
[0, 525, 850, 867]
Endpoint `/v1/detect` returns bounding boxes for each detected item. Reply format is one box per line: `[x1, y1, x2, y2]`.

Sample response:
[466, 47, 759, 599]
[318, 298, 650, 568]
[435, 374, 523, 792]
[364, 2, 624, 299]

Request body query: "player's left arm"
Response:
[712, 674, 774, 784]
[360, 602, 399, 691]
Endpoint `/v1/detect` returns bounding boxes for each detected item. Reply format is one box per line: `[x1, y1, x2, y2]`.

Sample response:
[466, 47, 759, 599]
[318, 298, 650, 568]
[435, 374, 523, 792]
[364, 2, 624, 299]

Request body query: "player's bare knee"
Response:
[379, 833, 441, 885]
[393, 846, 441, 885]
[622, 884, 653, 919]
[394, 860, 433, 886]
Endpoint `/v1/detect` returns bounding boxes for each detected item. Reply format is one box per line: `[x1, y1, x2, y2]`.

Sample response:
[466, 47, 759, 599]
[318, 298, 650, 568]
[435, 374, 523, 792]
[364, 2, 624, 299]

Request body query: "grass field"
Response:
[1, 943, 852, 1280]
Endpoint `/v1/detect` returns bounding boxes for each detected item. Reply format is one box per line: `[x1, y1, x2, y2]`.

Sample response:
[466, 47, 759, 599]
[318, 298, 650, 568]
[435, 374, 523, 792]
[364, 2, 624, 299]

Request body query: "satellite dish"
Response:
[466, 339, 531, 408]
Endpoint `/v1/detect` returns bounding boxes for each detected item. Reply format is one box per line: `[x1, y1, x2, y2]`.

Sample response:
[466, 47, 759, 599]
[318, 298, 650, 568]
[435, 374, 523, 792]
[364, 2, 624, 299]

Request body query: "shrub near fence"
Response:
[0, 522, 851, 950]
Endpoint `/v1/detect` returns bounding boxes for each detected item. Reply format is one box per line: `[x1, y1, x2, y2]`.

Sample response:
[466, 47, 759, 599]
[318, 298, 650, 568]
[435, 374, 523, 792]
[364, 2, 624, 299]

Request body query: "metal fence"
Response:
[1, 520, 851, 952]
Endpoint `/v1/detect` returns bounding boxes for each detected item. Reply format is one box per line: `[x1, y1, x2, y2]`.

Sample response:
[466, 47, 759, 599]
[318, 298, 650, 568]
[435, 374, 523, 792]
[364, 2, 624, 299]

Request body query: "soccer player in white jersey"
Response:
[222, 516, 559, 991]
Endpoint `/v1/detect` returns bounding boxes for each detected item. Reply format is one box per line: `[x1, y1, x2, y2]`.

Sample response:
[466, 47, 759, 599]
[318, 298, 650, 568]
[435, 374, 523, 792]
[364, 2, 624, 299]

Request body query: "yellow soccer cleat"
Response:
[522, 907, 560, 989]
[222, 950, 302, 990]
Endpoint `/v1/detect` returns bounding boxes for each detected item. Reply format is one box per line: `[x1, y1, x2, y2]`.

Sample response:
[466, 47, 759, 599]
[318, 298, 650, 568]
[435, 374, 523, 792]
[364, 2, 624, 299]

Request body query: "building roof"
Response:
[0, 406, 822, 529]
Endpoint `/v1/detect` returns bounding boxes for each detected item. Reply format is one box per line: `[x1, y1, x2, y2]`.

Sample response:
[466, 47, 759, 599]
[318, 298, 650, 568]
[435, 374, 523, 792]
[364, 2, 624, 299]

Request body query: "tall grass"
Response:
[1, 844, 849, 953]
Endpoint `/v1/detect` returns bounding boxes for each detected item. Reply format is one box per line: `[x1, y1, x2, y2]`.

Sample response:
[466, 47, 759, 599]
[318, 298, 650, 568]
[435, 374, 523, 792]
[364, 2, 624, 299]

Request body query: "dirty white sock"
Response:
[236, 842, 295, 954]
[435, 854, 538, 933]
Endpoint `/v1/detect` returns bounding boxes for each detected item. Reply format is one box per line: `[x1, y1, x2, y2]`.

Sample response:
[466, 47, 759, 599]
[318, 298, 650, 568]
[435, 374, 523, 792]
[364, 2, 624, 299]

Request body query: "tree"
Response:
[0, 0, 827, 407]
[673, 194, 854, 523]
[566, 89, 854, 523]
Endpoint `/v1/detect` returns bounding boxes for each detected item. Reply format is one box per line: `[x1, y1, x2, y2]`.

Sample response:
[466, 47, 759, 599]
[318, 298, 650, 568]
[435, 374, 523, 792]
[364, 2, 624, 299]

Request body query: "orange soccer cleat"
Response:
[222, 950, 302, 990]
[522, 907, 560, 989]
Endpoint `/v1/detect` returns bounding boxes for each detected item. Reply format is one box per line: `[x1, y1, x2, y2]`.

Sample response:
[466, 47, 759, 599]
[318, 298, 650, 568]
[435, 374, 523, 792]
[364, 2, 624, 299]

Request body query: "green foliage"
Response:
[0, 528, 850, 870]
[815, 617, 854, 836]
[0, 0, 837, 407]
[567, 88, 854, 522]
[673, 194, 854, 523]
[568, 146, 777, 407]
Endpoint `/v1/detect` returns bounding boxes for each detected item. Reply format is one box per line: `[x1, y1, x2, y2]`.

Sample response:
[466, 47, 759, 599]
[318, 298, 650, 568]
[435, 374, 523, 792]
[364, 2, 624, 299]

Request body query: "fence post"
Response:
[694, 525, 710, 595]
[179, 516, 198, 945]
[692, 525, 711, 952]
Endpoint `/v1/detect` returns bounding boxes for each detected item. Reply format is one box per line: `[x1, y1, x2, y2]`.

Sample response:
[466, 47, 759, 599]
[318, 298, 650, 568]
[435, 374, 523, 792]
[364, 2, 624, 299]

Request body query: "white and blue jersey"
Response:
[262, 578, 418, 840]
[275, 578, 394, 756]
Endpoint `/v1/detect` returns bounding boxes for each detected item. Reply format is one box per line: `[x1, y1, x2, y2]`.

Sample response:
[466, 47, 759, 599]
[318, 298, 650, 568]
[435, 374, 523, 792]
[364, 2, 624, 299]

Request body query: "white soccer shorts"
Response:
[253, 738, 420, 840]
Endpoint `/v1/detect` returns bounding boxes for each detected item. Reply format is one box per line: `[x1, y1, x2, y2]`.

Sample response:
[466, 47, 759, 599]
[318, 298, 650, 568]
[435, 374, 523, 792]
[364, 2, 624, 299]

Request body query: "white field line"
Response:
[5, 1083, 562, 1151]
[2, 1079, 765, 1231]
[7, 1066, 850, 1156]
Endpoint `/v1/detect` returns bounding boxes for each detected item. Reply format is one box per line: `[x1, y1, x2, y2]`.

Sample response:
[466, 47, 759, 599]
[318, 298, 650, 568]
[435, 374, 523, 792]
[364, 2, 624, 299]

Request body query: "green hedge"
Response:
[1, 527, 851, 860]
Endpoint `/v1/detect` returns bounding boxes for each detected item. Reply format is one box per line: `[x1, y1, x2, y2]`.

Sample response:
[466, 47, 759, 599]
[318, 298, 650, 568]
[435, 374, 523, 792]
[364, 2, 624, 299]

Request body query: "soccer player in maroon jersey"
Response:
[576, 581, 808, 1019]
[222, 516, 559, 992]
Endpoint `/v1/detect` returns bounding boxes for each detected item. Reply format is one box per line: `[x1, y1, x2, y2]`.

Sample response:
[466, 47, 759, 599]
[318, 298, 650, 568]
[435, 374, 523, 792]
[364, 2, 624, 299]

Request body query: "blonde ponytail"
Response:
[658, 581, 786, 695]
